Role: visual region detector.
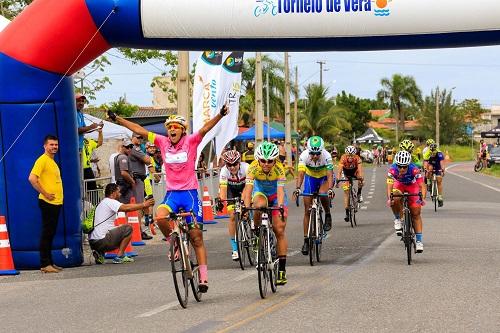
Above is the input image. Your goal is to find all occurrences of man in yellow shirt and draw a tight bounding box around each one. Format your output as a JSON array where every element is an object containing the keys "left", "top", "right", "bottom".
[{"left": 29, "top": 135, "right": 64, "bottom": 273}]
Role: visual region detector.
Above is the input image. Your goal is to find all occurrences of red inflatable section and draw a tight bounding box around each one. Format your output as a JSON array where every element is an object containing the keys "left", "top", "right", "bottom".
[{"left": 0, "top": 0, "right": 110, "bottom": 75}]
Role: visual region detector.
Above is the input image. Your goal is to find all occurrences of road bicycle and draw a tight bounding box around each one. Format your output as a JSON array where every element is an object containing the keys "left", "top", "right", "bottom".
[
  {"left": 391, "top": 192, "right": 422, "bottom": 265},
  {"left": 337, "top": 177, "right": 360, "bottom": 228},
  {"left": 217, "top": 198, "right": 256, "bottom": 270},
  {"left": 296, "top": 193, "right": 331, "bottom": 266},
  {"left": 157, "top": 210, "right": 202, "bottom": 308},
  {"left": 428, "top": 170, "right": 441, "bottom": 212},
  {"left": 244, "top": 206, "right": 283, "bottom": 299}
]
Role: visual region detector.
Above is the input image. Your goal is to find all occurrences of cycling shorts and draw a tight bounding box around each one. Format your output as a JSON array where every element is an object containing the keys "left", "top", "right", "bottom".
[
  {"left": 426, "top": 164, "right": 443, "bottom": 176},
  {"left": 303, "top": 175, "right": 327, "bottom": 195},
  {"left": 159, "top": 189, "right": 202, "bottom": 224},
  {"left": 392, "top": 182, "right": 422, "bottom": 208},
  {"left": 251, "top": 191, "right": 288, "bottom": 218},
  {"left": 226, "top": 184, "right": 245, "bottom": 211},
  {"left": 341, "top": 168, "right": 361, "bottom": 191}
]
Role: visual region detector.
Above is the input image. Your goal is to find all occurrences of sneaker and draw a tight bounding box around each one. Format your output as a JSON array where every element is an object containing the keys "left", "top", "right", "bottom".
[
  {"left": 301, "top": 241, "right": 309, "bottom": 255},
  {"left": 276, "top": 270, "right": 287, "bottom": 285},
  {"left": 394, "top": 219, "right": 403, "bottom": 236},
  {"left": 324, "top": 214, "right": 332, "bottom": 231},
  {"left": 344, "top": 214, "right": 350, "bottom": 222},
  {"left": 198, "top": 281, "right": 209, "bottom": 293},
  {"left": 113, "top": 255, "right": 134, "bottom": 264},
  {"left": 358, "top": 194, "right": 364, "bottom": 203},
  {"left": 231, "top": 251, "right": 239, "bottom": 261},
  {"left": 141, "top": 231, "right": 153, "bottom": 240},
  {"left": 438, "top": 196, "right": 444, "bottom": 207},
  {"left": 415, "top": 241, "right": 424, "bottom": 253},
  {"left": 92, "top": 250, "right": 105, "bottom": 265}
]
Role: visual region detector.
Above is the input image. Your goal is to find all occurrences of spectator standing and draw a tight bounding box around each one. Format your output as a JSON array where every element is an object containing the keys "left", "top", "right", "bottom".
[
  {"left": 114, "top": 139, "right": 135, "bottom": 204},
  {"left": 90, "top": 150, "right": 101, "bottom": 178},
  {"left": 129, "top": 133, "right": 154, "bottom": 240},
  {"left": 82, "top": 126, "right": 103, "bottom": 191},
  {"left": 75, "top": 93, "right": 102, "bottom": 151},
  {"left": 197, "top": 152, "right": 209, "bottom": 179},
  {"left": 90, "top": 183, "right": 155, "bottom": 264},
  {"left": 28, "top": 135, "right": 64, "bottom": 273},
  {"left": 108, "top": 142, "right": 122, "bottom": 183},
  {"left": 242, "top": 141, "right": 255, "bottom": 164}
]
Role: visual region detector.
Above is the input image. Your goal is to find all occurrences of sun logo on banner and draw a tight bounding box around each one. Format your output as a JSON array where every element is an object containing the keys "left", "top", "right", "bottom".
[{"left": 374, "top": 0, "right": 392, "bottom": 16}]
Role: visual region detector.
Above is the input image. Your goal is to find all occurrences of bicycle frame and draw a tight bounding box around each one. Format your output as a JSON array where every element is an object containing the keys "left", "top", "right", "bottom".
[
  {"left": 391, "top": 192, "right": 421, "bottom": 265},
  {"left": 338, "top": 177, "right": 359, "bottom": 227}
]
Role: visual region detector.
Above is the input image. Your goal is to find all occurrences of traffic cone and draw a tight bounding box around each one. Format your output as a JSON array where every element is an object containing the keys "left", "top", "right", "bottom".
[
  {"left": 105, "top": 212, "right": 137, "bottom": 258},
  {"left": 128, "top": 197, "right": 145, "bottom": 246},
  {"left": 445, "top": 150, "right": 452, "bottom": 162},
  {"left": 202, "top": 186, "right": 216, "bottom": 224},
  {"left": 0, "top": 216, "right": 19, "bottom": 275}
]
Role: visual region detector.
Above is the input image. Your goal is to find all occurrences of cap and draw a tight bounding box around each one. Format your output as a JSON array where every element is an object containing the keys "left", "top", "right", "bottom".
[
  {"left": 146, "top": 142, "right": 155, "bottom": 148},
  {"left": 75, "top": 93, "right": 87, "bottom": 100},
  {"left": 247, "top": 141, "right": 254, "bottom": 149},
  {"left": 122, "top": 138, "right": 133, "bottom": 147}
]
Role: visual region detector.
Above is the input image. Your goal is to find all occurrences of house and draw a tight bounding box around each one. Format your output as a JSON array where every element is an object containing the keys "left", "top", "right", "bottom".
[{"left": 368, "top": 109, "right": 419, "bottom": 132}]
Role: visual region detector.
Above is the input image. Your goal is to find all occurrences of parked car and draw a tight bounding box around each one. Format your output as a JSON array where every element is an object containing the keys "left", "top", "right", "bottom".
[
  {"left": 487, "top": 146, "right": 500, "bottom": 166},
  {"left": 360, "top": 150, "right": 374, "bottom": 163}
]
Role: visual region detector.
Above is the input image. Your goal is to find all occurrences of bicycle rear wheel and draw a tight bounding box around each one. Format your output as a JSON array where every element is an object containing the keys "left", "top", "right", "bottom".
[
  {"left": 474, "top": 161, "right": 483, "bottom": 172},
  {"left": 245, "top": 221, "right": 256, "bottom": 266},
  {"left": 257, "top": 227, "right": 269, "bottom": 299},
  {"left": 308, "top": 208, "right": 316, "bottom": 266},
  {"left": 235, "top": 214, "right": 246, "bottom": 270},
  {"left": 269, "top": 230, "right": 278, "bottom": 294},
  {"left": 170, "top": 233, "right": 189, "bottom": 308}
]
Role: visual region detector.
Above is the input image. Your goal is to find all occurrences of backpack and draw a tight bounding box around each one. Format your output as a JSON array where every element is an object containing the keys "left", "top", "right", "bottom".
[{"left": 81, "top": 203, "right": 115, "bottom": 234}]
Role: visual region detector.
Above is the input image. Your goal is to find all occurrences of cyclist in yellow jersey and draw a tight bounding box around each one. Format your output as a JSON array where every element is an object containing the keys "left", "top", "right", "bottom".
[{"left": 243, "top": 141, "right": 289, "bottom": 285}]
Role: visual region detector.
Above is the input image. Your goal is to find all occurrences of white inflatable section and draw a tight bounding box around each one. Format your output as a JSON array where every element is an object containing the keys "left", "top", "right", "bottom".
[
  {"left": 0, "top": 15, "right": 10, "bottom": 32},
  {"left": 141, "top": 0, "right": 500, "bottom": 39}
]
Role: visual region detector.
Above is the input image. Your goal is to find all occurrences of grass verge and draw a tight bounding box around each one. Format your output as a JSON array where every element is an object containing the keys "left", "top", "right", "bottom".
[{"left": 482, "top": 164, "right": 500, "bottom": 178}]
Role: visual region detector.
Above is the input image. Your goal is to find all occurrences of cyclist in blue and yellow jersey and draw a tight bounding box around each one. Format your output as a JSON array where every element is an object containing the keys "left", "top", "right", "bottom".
[
  {"left": 387, "top": 151, "right": 426, "bottom": 253},
  {"left": 243, "top": 141, "right": 289, "bottom": 285},
  {"left": 399, "top": 139, "right": 422, "bottom": 169},
  {"left": 293, "top": 136, "right": 335, "bottom": 256},
  {"left": 423, "top": 143, "right": 445, "bottom": 207},
  {"left": 218, "top": 150, "right": 250, "bottom": 261}
]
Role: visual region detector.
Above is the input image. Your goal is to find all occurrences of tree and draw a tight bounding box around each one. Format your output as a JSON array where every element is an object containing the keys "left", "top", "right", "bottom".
[
  {"left": 100, "top": 96, "right": 139, "bottom": 118},
  {"left": 298, "top": 84, "right": 350, "bottom": 143},
  {"left": 0, "top": 0, "right": 33, "bottom": 19},
  {"left": 377, "top": 74, "right": 422, "bottom": 142},
  {"left": 239, "top": 55, "right": 285, "bottom": 126},
  {"left": 335, "top": 91, "right": 377, "bottom": 138}
]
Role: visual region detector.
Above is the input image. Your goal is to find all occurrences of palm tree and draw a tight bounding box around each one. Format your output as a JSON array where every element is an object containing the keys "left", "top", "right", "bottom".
[
  {"left": 239, "top": 55, "right": 285, "bottom": 126},
  {"left": 377, "top": 74, "right": 422, "bottom": 142},
  {"left": 298, "top": 84, "right": 350, "bottom": 143}
]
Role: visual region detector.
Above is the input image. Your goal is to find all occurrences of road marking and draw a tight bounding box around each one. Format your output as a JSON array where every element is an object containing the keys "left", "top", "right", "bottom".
[
  {"left": 364, "top": 201, "right": 370, "bottom": 204},
  {"left": 361, "top": 206, "right": 368, "bottom": 210},
  {"left": 233, "top": 270, "right": 255, "bottom": 282},
  {"left": 446, "top": 165, "right": 500, "bottom": 193},
  {"left": 136, "top": 301, "right": 180, "bottom": 317},
  {"left": 368, "top": 191, "right": 374, "bottom": 195},
  {"left": 289, "top": 249, "right": 301, "bottom": 257},
  {"left": 367, "top": 195, "right": 373, "bottom": 199}
]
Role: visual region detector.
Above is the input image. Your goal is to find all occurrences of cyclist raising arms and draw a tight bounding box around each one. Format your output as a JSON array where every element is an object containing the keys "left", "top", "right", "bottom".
[
  {"left": 243, "top": 142, "right": 289, "bottom": 285},
  {"left": 423, "top": 143, "right": 445, "bottom": 207},
  {"left": 107, "top": 105, "right": 229, "bottom": 293},
  {"left": 387, "top": 151, "right": 426, "bottom": 252},
  {"left": 293, "top": 136, "right": 335, "bottom": 256},
  {"left": 218, "top": 150, "right": 249, "bottom": 261},
  {"left": 336, "top": 145, "right": 364, "bottom": 223}
]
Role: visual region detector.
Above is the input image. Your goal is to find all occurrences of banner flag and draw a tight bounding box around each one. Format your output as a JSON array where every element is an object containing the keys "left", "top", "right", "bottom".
[
  {"left": 215, "top": 52, "right": 244, "bottom": 158},
  {"left": 192, "top": 51, "right": 224, "bottom": 163}
]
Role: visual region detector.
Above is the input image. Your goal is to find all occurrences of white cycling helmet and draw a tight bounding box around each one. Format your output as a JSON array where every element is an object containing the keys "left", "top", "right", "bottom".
[
  {"left": 394, "top": 150, "right": 412, "bottom": 166},
  {"left": 345, "top": 145, "right": 357, "bottom": 155},
  {"left": 164, "top": 114, "right": 187, "bottom": 128}
]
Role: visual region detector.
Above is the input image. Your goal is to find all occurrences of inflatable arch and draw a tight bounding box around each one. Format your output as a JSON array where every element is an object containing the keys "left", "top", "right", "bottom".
[{"left": 1, "top": 0, "right": 500, "bottom": 268}]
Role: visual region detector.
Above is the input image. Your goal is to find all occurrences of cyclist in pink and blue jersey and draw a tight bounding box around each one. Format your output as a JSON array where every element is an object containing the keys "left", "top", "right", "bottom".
[{"left": 108, "top": 105, "right": 229, "bottom": 293}]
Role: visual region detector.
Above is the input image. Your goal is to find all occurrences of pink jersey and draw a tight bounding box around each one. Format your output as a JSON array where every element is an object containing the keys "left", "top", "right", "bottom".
[{"left": 149, "top": 131, "right": 202, "bottom": 191}]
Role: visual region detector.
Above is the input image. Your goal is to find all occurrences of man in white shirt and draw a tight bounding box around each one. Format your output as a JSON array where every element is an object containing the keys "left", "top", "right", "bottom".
[{"left": 89, "top": 183, "right": 154, "bottom": 264}]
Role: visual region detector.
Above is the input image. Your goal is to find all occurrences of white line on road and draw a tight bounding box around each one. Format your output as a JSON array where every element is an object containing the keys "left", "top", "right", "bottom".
[
  {"left": 289, "top": 250, "right": 301, "bottom": 257},
  {"left": 368, "top": 191, "right": 374, "bottom": 195},
  {"left": 361, "top": 206, "right": 368, "bottom": 210},
  {"left": 446, "top": 165, "right": 500, "bottom": 193},
  {"left": 137, "top": 301, "right": 180, "bottom": 317},
  {"left": 234, "top": 270, "right": 255, "bottom": 281},
  {"left": 367, "top": 196, "right": 373, "bottom": 199},
  {"left": 364, "top": 201, "right": 370, "bottom": 204}
]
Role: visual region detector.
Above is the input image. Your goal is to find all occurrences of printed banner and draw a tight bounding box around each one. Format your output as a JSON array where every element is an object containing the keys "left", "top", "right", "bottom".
[{"left": 215, "top": 52, "right": 244, "bottom": 158}]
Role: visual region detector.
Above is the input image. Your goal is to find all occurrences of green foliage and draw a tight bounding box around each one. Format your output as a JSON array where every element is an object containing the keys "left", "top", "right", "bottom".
[
  {"left": 0, "top": 0, "right": 33, "bottom": 19},
  {"left": 298, "top": 84, "right": 350, "bottom": 145},
  {"left": 440, "top": 144, "right": 475, "bottom": 162},
  {"left": 100, "top": 97, "right": 139, "bottom": 117},
  {"left": 377, "top": 74, "right": 422, "bottom": 141},
  {"left": 74, "top": 56, "right": 112, "bottom": 101},
  {"left": 335, "top": 91, "right": 376, "bottom": 137},
  {"left": 483, "top": 164, "right": 500, "bottom": 178}
]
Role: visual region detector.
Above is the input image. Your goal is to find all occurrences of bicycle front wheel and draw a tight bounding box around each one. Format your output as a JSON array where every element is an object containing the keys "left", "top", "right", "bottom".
[
  {"left": 309, "top": 208, "right": 316, "bottom": 266},
  {"left": 315, "top": 210, "right": 323, "bottom": 262},
  {"left": 235, "top": 214, "right": 246, "bottom": 270},
  {"left": 257, "top": 227, "right": 269, "bottom": 299},
  {"left": 433, "top": 181, "right": 438, "bottom": 212},
  {"left": 170, "top": 233, "right": 189, "bottom": 308},
  {"left": 403, "top": 209, "right": 412, "bottom": 265},
  {"left": 349, "top": 190, "right": 356, "bottom": 228}
]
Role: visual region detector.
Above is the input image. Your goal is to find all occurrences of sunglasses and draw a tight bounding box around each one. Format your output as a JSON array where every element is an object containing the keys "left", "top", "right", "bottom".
[
  {"left": 167, "top": 124, "right": 184, "bottom": 130},
  {"left": 309, "top": 152, "right": 321, "bottom": 156},
  {"left": 259, "top": 159, "right": 275, "bottom": 165},
  {"left": 226, "top": 162, "right": 239, "bottom": 167},
  {"left": 397, "top": 165, "right": 408, "bottom": 169}
]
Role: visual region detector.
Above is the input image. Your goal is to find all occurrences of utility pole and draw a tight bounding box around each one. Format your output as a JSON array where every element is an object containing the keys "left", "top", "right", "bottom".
[
  {"left": 266, "top": 72, "right": 270, "bottom": 141},
  {"left": 294, "top": 66, "right": 298, "bottom": 134},
  {"left": 255, "top": 52, "right": 264, "bottom": 145},
  {"left": 177, "top": 51, "right": 191, "bottom": 133},
  {"left": 435, "top": 86, "right": 440, "bottom": 146},
  {"left": 317, "top": 61, "right": 326, "bottom": 88},
  {"left": 284, "top": 52, "right": 292, "bottom": 167}
]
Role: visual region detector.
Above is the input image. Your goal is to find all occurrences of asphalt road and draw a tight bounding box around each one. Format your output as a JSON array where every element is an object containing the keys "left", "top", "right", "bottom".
[{"left": 1, "top": 163, "right": 499, "bottom": 332}]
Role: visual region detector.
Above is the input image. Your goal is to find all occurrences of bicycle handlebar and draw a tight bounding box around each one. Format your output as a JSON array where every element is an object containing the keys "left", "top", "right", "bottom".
[
  {"left": 295, "top": 193, "right": 330, "bottom": 207},
  {"left": 390, "top": 192, "right": 422, "bottom": 199}
]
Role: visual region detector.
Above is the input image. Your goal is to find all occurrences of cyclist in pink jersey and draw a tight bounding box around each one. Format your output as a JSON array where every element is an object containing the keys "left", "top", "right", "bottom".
[{"left": 107, "top": 105, "right": 229, "bottom": 293}]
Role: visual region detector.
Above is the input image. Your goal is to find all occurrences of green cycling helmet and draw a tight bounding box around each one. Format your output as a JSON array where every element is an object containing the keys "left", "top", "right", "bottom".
[
  {"left": 426, "top": 138, "right": 435, "bottom": 146},
  {"left": 255, "top": 141, "right": 280, "bottom": 160},
  {"left": 307, "top": 136, "right": 324, "bottom": 153},
  {"left": 399, "top": 139, "right": 414, "bottom": 153}
]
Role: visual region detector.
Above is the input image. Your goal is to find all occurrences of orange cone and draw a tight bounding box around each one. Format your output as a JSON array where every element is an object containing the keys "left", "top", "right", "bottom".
[
  {"left": 128, "top": 197, "right": 145, "bottom": 246},
  {"left": 0, "top": 216, "right": 19, "bottom": 275},
  {"left": 202, "top": 186, "right": 216, "bottom": 224},
  {"left": 105, "top": 212, "right": 137, "bottom": 258}
]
